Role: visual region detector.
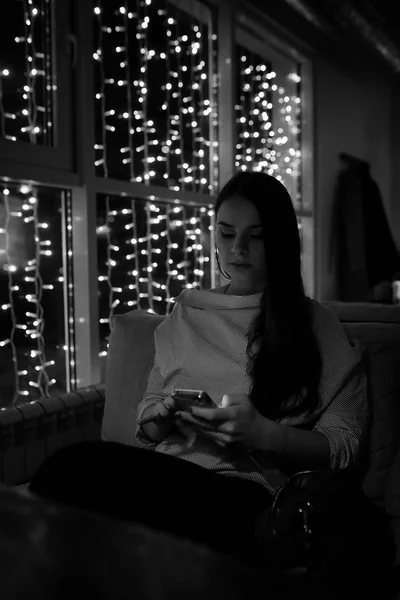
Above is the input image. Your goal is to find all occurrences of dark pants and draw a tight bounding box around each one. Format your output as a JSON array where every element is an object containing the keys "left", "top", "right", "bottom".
[{"left": 28, "top": 441, "right": 272, "bottom": 562}]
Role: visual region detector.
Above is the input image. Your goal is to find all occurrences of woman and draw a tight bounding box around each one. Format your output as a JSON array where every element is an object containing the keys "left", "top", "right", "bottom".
[{"left": 29, "top": 172, "right": 368, "bottom": 563}]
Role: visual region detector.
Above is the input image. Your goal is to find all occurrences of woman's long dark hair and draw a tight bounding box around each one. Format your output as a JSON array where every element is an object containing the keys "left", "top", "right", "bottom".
[{"left": 215, "top": 172, "right": 322, "bottom": 421}]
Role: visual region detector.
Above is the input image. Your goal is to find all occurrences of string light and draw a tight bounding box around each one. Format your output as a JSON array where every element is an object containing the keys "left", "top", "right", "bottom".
[
  {"left": 0, "top": 0, "right": 53, "bottom": 145},
  {"left": 63, "top": 192, "right": 77, "bottom": 389},
  {"left": 0, "top": 182, "right": 70, "bottom": 405},
  {"left": 96, "top": 194, "right": 213, "bottom": 355},
  {"left": 93, "top": 0, "right": 218, "bottom": 191},
  {"left": 93, "top": 0, "right": 218, "bottom": 354},
  {"left": 93, "top": 2, "right": 306, "bottom": 355},
  {"left": 0, "top": 1, "right": 308, "bottom": 403},
  {"left": 235, "top": 46, "right": 302, "bottom": 207}
]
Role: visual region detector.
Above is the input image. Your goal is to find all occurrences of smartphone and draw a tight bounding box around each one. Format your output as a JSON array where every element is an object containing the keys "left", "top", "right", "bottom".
[{"left": 172, "top": 389, "right": 217, "bottom": 411}]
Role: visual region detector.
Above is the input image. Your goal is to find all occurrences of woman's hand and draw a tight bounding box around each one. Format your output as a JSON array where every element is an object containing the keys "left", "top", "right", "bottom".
[
  {"left": 176, "top": 393, "right": 276, "bottom": 451},
  {"left": 137, "top": 396, "right": 179, "bottom": 442},
  {"left": 137, "top": 396, "right": 178, "bottom": 426}
]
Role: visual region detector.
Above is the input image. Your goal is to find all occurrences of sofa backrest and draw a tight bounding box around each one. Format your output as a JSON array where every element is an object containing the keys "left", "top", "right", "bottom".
[
  {"left": 102, "top": 303, "right": 400, "bottom": 514},
  {"left": 101, "top": 310, "right": 164, "bottom": 447},
  {"left": 322, "top": 302, "right": 400, "bottom": 516}
]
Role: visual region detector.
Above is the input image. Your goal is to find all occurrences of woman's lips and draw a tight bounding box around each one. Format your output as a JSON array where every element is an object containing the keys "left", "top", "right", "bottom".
[{"left": 231, "top": 263, "right": 251, "bottom": 268}]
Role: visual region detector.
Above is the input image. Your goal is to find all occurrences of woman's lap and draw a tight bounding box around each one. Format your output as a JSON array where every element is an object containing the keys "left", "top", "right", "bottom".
[{"left": 28, "top": 441, "right": 272, "bottom": 561}]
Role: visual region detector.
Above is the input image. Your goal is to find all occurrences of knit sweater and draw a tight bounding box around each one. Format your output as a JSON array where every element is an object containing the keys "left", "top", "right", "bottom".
[{"left": 135, "top": 288, "right": 368, "bottom": 495}]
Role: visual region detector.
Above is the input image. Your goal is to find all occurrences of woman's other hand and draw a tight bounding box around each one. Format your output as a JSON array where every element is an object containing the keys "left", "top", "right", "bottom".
[
  {"left": 137, "top": 396, "right": 179, "bottom": 442},
  {"left": 137, "top": 396, "right": 178, "bottom": 426},
  {"left": 176, "top": 393, "right": 276, "bottom": 450}
]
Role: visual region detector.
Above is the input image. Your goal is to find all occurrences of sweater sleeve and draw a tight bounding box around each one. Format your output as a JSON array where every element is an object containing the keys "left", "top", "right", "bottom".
[
  {"left": 134, "top": 362, "right": 166, "bottom": 447},
  {"left": 311, "top": 303, "right": 369, "bottom": 471}
]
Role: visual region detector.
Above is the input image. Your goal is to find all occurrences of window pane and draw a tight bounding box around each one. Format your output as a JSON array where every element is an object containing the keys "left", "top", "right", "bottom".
[
  {"left": 93, "top": 0, "right": 218, "bottom": 194},
  {"left": 235, "top": 43, "right": 302, "bottom": 210},
  {"left": 97, "top": 194, "right": 214, "bottom": 354},
  {"left": 0, "top": 0, "right": 54, "bottom": 146},
  {"left": 298, "top": 215, "right": 314, "bottom": 297},
  {"left": 0, "top": 183, "right": 74, "bottom": 408}
]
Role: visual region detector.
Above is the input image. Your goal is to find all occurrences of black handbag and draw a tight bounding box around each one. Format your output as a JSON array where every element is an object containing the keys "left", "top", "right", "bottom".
[{"left": 254, "top": 468, "right": 396, "bottom": 585}]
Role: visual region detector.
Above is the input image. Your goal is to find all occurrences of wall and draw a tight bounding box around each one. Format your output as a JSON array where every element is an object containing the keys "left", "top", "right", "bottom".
[
  {"left": 390, "top": 82, "right": 400, "bottom": 250},
  {"left": 313, "top": 56, "right": 397, "bottom": 301}
]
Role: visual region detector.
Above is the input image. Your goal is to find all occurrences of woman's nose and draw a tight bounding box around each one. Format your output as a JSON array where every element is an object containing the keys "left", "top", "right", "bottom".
[{"left": 231, "top": 238, "right": 249, "bottom": 254}]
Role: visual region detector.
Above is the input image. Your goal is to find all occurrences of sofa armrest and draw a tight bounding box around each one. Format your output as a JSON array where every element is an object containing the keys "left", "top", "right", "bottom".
[{"left": 0, "top": 386, "right": 105, "bottom": 486}]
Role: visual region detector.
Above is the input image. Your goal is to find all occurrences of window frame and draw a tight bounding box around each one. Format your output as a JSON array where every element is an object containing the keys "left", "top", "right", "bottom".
[
  {"left": 0, "top": 0, "right": 74, "bottom": 172},
  {"left": 0, "top": 0, "right": 316, "bottom": 398},
  {"left": 233, "top": 14, "right": 315, "bottom": 297},
  {"left": 75, "top": 0, "right": 220, "bottom": 386}
]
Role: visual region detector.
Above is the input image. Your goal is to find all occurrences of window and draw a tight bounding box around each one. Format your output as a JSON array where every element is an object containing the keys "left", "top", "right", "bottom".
[
  {"left": 235, "top": 34, "right": 302, "bottom": 210},
  {"left": 0, "top": 0, "right": 315, "bottom": 400},
  {"left": 93, "top": 0, "right": 218, "bottom": 194},
  {"left": 0, "top": 0, "right": 73, "bottom": 169},
  {"left": 92, "top": 0, "right": 219, "bottom": 359},
  {"left": 0, "top": 0, "right": 54, "bottom": 146},
  {"left": 97, "top": 193, "right": 214, "bottom": 354},
  {"left": 232, "top": 18, "right": 314, "bottom": 294},
  {"left": 0, "top": 182, "right": 74, "bottom": 407}
]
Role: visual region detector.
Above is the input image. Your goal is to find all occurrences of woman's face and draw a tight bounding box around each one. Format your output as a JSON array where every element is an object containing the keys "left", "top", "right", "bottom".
[{"left": 216, "top": 196, "right": 267, "bottom": 294}]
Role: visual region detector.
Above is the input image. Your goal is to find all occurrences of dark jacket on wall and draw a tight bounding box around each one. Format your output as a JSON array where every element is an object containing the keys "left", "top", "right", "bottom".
[{"left": 330, "top": 161, "right": 400, "bottom": 302}]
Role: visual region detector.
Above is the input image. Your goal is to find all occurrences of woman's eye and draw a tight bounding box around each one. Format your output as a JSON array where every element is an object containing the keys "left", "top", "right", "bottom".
[{"left": 220, "top": 232, "right": 263, "bottom": 239}]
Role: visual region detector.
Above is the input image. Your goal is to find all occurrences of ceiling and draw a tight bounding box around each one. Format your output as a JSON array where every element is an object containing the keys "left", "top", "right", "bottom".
[
  {"left": 355, "top": 0, "right": 400, "bottom": 43},
  {"left": 248, "top": 0, "right": 400, "bottom": 76}
]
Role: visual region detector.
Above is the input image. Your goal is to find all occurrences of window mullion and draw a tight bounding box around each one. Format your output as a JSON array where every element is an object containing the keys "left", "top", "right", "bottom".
[
  {"left": 216, "top": 1, "right": 236, "bottom": 289},
  {"left": 71, "top": 0, "right": 100, "bottom": 387},
  {"left": 71, "top": 186, "right": 101, "bottom": 388},
  {"left": 217, "top": 1, "right": 236, "bottom": 189},
  {"left": 299, "top": 60, "right": 315, "bottom": 298}
]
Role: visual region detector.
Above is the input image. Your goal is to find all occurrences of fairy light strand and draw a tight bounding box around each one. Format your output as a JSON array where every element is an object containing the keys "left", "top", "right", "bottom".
[
  {"left": 23, "top": 0, "right": 38, "bottom": 143},
  {"left": 173, "top": 16, "right": 186, "bottom": 192},
  {"left": 131, "top": 198, "right": 142, "bottom": 311},
  {"left": 63, "top": 191, "right": 77, "bottom": 389},
  {"left": 44, "top": 0, "right": 53, "bottom": 146},
  {"left": 3, "top": 191, "right": 20, "bottom": 403},
  {"left": 0, "top": 183, "right": 67, "bottom": 407},
  {"left": 32, "top": 194, "right": 51, "bottom": 397},
  {"left": 164, "top": 202, "right": 173, "bottom": 309},
  {"left": 141, "top": 1, "right": 150, "bottom": 185},
  {"left": 106, "top": 196, "right": 116, "bottom": 326},
  {"left": 0, "top": 0, "right": 53, "bottom": 144},
  {"left": 182, "top": 204, "right": 189, "bottom": 283},
  {"left": 193, "top": 25, "right": 202, "bottom": 195},
  {"left": 235, "top": 46, "right": 302, "bottom": 207},
  {"left": 122, "top": 0, "right": 135, "bottom": 179},
  {"left": 145, "top": 202, "right": 154, "bottom": 313}
]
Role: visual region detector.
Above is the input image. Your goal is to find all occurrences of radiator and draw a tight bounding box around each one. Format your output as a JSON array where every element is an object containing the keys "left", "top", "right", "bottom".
[{"left": 0, "top": 386, "right": 105, "bottom": 486}]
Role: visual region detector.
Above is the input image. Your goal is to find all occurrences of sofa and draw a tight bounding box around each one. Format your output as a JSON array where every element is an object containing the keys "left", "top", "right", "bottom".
[{"left": 101, "top": 300, "right": 400, "bottom": 572}]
